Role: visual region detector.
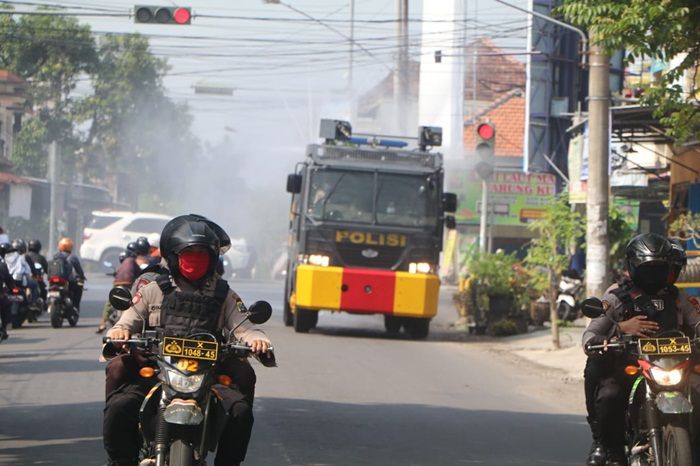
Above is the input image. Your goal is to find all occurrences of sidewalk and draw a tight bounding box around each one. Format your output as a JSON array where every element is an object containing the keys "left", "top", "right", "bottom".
[{"left": 494, "top": 322, "right": 587, "bottom": 382}]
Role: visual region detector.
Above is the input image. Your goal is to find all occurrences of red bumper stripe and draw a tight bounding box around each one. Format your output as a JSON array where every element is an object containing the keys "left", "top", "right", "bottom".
[{"left": 339, "top": 268, "right": 395, "bottom": 313}]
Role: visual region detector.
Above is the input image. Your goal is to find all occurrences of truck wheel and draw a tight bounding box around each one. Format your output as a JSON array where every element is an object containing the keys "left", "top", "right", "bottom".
[
  {"left": 384, "top": 315, "right": 402, "bottom": 334},
  {"left": 294, "top": 309, "right": 317, "bottom": 333},
  {"left": 283, "top": 281, "right": 293, "bottom": 327},
  {"left": 404, "top": 318, "right": 430, "bottom": 340}
]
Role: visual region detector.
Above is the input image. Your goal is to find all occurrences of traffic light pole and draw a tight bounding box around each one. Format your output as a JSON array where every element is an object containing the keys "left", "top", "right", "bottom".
[{"left": 479, "top": 180, "right": 488, "bottom": 252}]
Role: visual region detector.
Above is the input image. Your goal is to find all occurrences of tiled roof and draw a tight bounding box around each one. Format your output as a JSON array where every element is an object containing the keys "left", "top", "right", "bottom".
[
  {"left": 463, "top": 89, "right": 525, "bottom": 157},
  {"left": 0, "top": 70, "right": 25, "bottom": 84}
]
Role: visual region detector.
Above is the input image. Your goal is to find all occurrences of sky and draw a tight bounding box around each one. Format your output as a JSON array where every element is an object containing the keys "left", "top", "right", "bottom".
[{"left": 2, "top": 0, "right": 529, "bottom": 262}]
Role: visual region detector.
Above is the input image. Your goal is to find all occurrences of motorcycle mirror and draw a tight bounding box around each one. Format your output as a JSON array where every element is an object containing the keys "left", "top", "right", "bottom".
[
  {"left": 581, "top": 297, "right": 605, "bottom": 319},
  {"left": 109, "top": 286, "right": 133, "bottom": 311},
  {"left": 247, "top": 300, "right": 272, "bottom": 324}
]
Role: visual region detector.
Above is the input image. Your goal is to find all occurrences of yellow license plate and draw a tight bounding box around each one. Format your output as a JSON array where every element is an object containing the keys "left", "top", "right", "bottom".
[
  {"left": 639, "top": 337, "right": 692, "bottom": 356},
  {"left": 162, "top": 337, "right": 218, "bottom": 361}
]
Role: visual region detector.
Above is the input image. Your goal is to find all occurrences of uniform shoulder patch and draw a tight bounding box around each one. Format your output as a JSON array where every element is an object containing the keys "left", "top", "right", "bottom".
[
  {"left": 134, "top": 278, "right": 150, "bottom": 292},
  {"left": 687, "top": 296, "right": 700, "bottom": 313}
]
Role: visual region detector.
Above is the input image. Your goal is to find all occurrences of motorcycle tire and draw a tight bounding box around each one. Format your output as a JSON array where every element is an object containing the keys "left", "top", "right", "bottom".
[
  {"left": 169, "top": 440, "right": 195, "bottom": 466},
  {"left": 404, "top": 317, "right": 430, "bottom": 340},
  {"left": 10, "top": 302, "right": 23, "bottom": 329},
  {"left": 294, "top": 308, "right": 317, "bottom": 333},
  {"left": 662, "top": 423, "right": 693, "bottom": 466},
  {"left": 49, "top": 304, "right": 63, "bottom": 328},
  {"left": 67, "top": 310, "right": 79, "bottom": 327},
  {"left": 557, "top": 301, "right": 574, "bottom": 322},
  {"left": 384, "top": 315, "right": 402, "bottom": 334}
]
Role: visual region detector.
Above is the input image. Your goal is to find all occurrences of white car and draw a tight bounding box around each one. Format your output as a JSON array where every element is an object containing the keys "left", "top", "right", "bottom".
[
  {"left": 80, "top": 211, "right": 171, "bottom": 264},
  {"left": 222, "top": 238, "right": 255, "bottom": 279}
]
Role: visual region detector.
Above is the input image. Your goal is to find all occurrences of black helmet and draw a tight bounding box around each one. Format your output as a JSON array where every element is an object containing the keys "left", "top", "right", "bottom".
[
  {"left": 11, "top": 239, "right": 27, "bottom": 254},
  {"left": 668, "top": 239, "right": 687, "bottom": 285},
  {"left": 28, "top": 239, "right": 42, "bottom": 253},
  {"left": 160, "top": 214, "right": 227, "bottom": 279},
  {"left": 133, "top": 236, "right": 150, "bottom": 256},
  {"left": 0, "top": 242, "right": 11, "bottom": 258},
  {"left": 118, "top": 250, "right": 130, "bottom": 263},
  {"left": 625, "top": 233, "right": 673, "bottom": 294}
]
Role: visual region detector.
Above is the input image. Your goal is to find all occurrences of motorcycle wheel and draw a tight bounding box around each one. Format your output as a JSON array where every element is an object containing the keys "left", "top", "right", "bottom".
[
  {"left": 169, "top": 440, "right": 195, "bottom": 466},
  {"left": 49, "top": 304, "right": 63, "bottom": 328},
  {"left": 67, "top": 310, "right": 79, "bottom": 327},
  {"left": 294, "top": 308, "right": 317, "bottom": 333},
  {"left": 10, "top": 302, "right": 23, "bottom": 328},
  {"left": 662, "top": 423, "right": 693, "bottom": 466},
  {"left": 557, "top": 301, "right": 574, "bottom": 322}
]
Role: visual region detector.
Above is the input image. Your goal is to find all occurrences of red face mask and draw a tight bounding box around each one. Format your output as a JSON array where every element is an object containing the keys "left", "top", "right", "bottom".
[{"left": 178, "top": 250, "right": 211, "bottom": 281}]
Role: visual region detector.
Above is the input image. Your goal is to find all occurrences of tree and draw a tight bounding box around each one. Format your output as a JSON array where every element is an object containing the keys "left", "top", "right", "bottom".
[
  {"left": 525, "top": 193, "right": 585, "bottom": 348},
  {"left": 78, "top": 34, "right": 198, "bottom": 208},
  {"left": 558, "top": 0, "right": 700, "bottom": 141},
  {"left": 0, "top": 10, "right": 98, "bottom": 177}
]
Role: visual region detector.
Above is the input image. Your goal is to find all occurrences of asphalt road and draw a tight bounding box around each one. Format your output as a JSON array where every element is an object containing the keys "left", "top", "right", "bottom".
[{"left": 0, "top": 273, "right": 588, "bottom": 465}]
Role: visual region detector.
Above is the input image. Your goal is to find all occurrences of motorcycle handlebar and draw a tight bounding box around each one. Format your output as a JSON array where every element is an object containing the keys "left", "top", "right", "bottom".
[{"left": 102, "top": 336, "right": 273, "bottom": 353}]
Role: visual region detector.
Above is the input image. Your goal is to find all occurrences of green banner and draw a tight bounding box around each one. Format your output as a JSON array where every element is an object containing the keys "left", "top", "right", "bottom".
[{"left": 448, "top": 170, "right": 556, "bottom": 226}]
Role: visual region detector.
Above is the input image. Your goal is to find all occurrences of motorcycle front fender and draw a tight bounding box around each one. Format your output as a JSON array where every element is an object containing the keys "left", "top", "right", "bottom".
[
  {"left": 655, "top": 391, "right": 693, "bottom": 414},
  {"left": 139, "top": 383, "right": 163, "bottom": 442}
]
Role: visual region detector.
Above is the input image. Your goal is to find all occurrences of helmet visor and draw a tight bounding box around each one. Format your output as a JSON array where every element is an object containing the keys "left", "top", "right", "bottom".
[{"left": 633, "top": 262, "right": 670, "bottom": 294}]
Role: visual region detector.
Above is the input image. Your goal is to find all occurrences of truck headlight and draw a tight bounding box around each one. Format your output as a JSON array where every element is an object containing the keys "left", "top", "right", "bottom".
[
  {"left": 650, "top": 367, "right": 684, "bottom": 387},
  {"left": 409, "top": 262, "right": 434, "bottom": 274},
  {"left": 298, "top": 254, "right": 330, "bottom": 267},
  {"left": 166, "top": 370, "right": 205, "bottom": 393}
]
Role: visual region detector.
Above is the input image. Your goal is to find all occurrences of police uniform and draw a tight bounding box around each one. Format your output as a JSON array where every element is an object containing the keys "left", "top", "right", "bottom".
[
  {"left": 103, "top": 272, "right": 272, "bottom": 466},
  {"left": 582, "top": 282, "right": 700, "bottom": 455}
]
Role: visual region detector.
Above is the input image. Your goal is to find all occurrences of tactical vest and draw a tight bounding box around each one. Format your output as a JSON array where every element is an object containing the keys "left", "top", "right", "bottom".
[
  {"left": 156, "top": 274, "right": 230, "bottom": 338},
  {"left": 611, "top": 284, "right": 681, "bottom": 333}
]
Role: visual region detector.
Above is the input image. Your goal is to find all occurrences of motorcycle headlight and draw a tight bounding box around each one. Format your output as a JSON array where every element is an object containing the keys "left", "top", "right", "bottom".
[
  {"left": 649, "top": 366, "right": 684, "bottom": 387},
  {"left": 166, "top": 370, "right": 205, "bottom": 393}
]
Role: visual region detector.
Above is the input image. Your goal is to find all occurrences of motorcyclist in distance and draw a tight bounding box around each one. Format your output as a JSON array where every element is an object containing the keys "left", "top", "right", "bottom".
[
  {"left": 6, "top": 239, "right": 39, "bottom": 306},
  {"left": 582, "top": 233, "right": 700, "bottom": 466},
  {"left": 103, "top": 214, "right": 273, "bottom": 466},
  {"left": 97, "top": 243, "right": 142, "bottom": 333},
  {"left": 53, "top": 238, "right": 86, "bottom": 312},
  {"left": 27, "top": 240, "right": 48, "bottom": 303},
  {"left": 0, "top": 242, "right": 17, "bottom": 339}
]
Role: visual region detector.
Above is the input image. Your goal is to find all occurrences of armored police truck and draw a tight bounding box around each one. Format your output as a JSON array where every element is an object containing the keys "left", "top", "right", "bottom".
[{"left": 284, "top": 119, "right": 457, "bottom": 339}]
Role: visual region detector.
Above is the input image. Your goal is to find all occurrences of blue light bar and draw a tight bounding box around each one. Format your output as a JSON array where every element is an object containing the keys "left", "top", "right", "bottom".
[{"left": 349, "top": 137, "right": 408, "bottom": 148}]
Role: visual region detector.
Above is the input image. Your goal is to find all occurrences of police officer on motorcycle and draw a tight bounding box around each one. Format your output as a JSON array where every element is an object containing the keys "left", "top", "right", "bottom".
[
  {"left": 103, "top": 214, "right": 273, "bottom": 466},
  {"left": 582, "top": 233, "right": 700, "bottom": 466}
]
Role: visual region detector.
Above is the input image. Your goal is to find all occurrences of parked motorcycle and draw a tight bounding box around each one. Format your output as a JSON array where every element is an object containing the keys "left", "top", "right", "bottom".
[
  {"left": 47, "top": 275, "right": 79, "bottom": 328},
  {"left": 583, "top": 298, "right": 698, "bottom": 466},
  {"left": 103, "top": 287, "right": 275, "bottom": 466},
  {"left": 556, "top": 273, "right": 583, "bottom": 322}
]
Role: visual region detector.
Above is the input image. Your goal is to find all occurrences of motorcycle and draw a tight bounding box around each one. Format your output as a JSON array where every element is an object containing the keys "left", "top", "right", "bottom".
[
  {"left": 8, "top": 281, "right": 30, "bottom": 328},
  {"left": 47, "top": 275, "right": 79, "bottom": 328},
  {"left": 556, "top": 273, "right": 583, "bottom": 322},
  {"left": 104, "top": 287, "right": 275, "bottom": 466},
  {"left": 583, "top": 298, "right": 698, "bottom": 466}
]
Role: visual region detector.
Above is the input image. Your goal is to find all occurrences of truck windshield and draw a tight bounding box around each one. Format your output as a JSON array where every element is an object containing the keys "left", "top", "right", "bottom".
[{"left": 307, "top": 169, "right": 438, "bottom": 227}]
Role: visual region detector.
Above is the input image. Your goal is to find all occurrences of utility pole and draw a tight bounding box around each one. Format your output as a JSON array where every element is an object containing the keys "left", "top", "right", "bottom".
[
  {"left": 348, "top": 0, "right": 355, "bottom": 121},
  {"left": 586, "top": 32, "right": 610, "bottom": 299},
  {"left": 48, "top": 141, "right": 58, "bottom": 254},
  {"left": 394, "top": 0, "right": 409, "bottom": 134}
]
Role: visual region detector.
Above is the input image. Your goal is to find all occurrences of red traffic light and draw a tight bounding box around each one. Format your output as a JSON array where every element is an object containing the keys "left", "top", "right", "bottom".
[
  {"left": 173, "top": 7, "right": 191, "bottom": 24},
  {"left": 477, "top": 123, "right": 495, "bottom": 140}
]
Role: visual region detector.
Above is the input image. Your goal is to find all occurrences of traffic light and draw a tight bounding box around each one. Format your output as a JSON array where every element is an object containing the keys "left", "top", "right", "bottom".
[
  {"left": 134, "top": 6, "right": 192, "bottom": 24},
  {"left": 475, "top": 122, "right": 496, "bottom": 159}
]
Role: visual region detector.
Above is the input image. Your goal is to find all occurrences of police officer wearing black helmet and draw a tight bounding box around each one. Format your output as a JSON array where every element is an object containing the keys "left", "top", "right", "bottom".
[
  {"left": 0, "top": 242, "right": 16, "bottom": 340},
  {"left": 582, "top": 233, "right": 700, "bottom": 466},
  {"left": 103, "top": 214, "right": 273, "bottom": 466}
]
